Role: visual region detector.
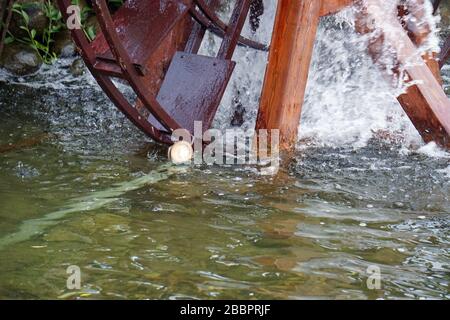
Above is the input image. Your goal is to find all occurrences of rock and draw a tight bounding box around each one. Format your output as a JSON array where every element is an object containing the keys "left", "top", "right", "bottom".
[
  {"left": 231, "top": 101, "right": 246, "bottom": 127},
  {"left": 52, "top": 30, "right": 77, "bottom": 58},
  {"left": 60, "top": 42, "right": 77, "bottom": 58},
  {"left": 70, "top": 58, "right": 86, "bottom": 76},
  {"left": 8, "top": 1, "right": 48, "bottom": 39},
  {"left": 0, "top": 44, "right": 42, "bottom": 76}
]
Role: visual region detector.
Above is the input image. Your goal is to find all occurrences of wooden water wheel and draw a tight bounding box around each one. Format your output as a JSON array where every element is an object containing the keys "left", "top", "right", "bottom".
[{"left": 56, "top": 0, "right": 266, "bottom": 144}]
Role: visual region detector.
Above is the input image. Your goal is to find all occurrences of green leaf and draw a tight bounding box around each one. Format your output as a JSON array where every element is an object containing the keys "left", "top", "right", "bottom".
[
  {"left": 22, "top": 11, "right": 30, "bottom": 25},
  {"left": 31, "top": 29, "right": 36, "bottom": 39},
  {"left": 34, "top": 42, "right": 46, "bottom": 50},
  {"left": 4, "top": 36, "right": 14, "bottom": 45},
  {"left": 86, "top": 26, "right": 96, "bottom": 41}
]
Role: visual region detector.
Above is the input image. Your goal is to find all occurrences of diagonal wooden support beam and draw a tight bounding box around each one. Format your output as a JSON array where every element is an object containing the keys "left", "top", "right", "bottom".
[
  {"left": 397, "top": 0, "right": 442, "bottom": 85},
  {"left": 255, "top": 0, "right": 322, "bottom": 151},
  {"left": 358, "top": 0, "right": 450, "bottom": 149}
]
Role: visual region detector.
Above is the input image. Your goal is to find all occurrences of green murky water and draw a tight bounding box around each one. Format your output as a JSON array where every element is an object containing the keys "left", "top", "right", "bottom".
[{"left": 0, "top": 68, "right": 448, "bottom": 300}]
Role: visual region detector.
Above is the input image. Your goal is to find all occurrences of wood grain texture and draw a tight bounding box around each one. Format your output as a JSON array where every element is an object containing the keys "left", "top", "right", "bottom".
[{"left": 255, "top": 0, "right": 322, "bottom": 150}]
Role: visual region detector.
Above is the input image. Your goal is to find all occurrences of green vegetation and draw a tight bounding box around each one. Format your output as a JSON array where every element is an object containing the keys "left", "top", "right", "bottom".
[
  {"left": 70, "top": 0, "right": 95, "bottom": 41},
  {"left": 3, "top": 0, "right": 124, "bottom": 64},
  {"left": 69, "top": 0, "right": 124, "bottom": 41},
  {"left": 7, "top": 1, "right": 63, "bottom": 64}
]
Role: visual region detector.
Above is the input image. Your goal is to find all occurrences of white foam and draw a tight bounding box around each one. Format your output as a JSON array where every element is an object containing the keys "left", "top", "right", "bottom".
[
  {"left": 436, "top": 165, "right": 450, "bottom": 178},
  {"left": 417, "top": 142, "right": 450, "bottom": 158}
]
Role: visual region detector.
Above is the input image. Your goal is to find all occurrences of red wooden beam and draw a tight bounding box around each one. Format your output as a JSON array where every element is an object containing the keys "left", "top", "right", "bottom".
[{"left": 255, "top": 0, "right": 322, "bottom": 151}]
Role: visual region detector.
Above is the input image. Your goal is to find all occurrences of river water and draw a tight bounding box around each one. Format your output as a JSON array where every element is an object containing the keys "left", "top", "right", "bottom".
[{"left": 0, "top": 1, "right": 448, "bottom": 299}]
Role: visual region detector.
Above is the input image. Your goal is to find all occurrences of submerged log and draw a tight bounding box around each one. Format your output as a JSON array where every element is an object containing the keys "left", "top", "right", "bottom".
[
  {"left": 357, "top": 0, "right": 450, "bottom": 149},
  {"left": 255, "top": 0, "right": 322, "bottom": 151}
]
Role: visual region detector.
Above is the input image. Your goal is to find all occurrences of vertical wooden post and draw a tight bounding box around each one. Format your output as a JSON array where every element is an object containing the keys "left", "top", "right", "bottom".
[{"left": 255, "top": 0, "right": 322, "bottom": 151}]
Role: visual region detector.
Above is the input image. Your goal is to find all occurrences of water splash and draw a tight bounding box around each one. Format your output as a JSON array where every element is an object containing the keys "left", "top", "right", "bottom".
[{"left": 300, "top": 11, "right": 421, "bottom": 148}]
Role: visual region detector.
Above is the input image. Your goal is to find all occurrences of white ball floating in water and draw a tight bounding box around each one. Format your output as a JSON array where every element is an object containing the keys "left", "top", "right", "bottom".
[{"left": 168, "top": 141, "right": 193, "bottom": 164}]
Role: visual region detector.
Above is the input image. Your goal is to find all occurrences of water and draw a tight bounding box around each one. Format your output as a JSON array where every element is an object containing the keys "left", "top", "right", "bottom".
[{"left": 0, "top": 1, "right": 449, "bottom": 299}]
